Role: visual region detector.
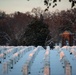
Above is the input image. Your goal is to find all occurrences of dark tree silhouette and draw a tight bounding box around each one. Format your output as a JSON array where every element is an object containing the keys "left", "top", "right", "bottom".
[{"left": 20, "top": 16, "right": 50, "bottom": 46}]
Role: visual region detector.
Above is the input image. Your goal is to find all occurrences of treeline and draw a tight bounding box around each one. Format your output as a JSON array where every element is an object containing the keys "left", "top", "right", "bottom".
[
  {"left": 44, "top": 8, "right": 76, "bottom": 42},
  {"left": 0, "top": 8, "right": 76, "bottom": 46}
]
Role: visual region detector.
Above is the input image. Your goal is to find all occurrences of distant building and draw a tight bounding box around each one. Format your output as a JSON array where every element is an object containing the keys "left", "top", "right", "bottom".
[{"left": 60, "top": 31, "right": 74, "bottom": 46}]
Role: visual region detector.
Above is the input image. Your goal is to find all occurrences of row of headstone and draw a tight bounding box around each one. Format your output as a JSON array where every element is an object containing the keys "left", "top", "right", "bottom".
[
  {"left": 61, "top": 46, "right": 76, "bottom": 59},
  {"left": 70, "top": 48, "right": 76, "bottom": 58},
  {"left": 0, "top": 46, "right": 12, "bottom": 54},
  {"left": 2, "top": 48, "right": 22, "bottom": 74},
  {"left": 22, "top": 46, "right": 41, "bottom": 75},
  {"left": 71, "top": 46, "right": 76, "bottom": 50},
  {"left": 2, "top": 46, "right": 34, "bottom": 74},
  {"left": 0, "top": 46, "right": 20, "bottom": 63},
  {"left": 11, "top": 46, "right": 31, "bottom": 65},
  {"left": 57, "top": 47, "right": 72, "bottom": 75},
  {"left": 44, "top": 46, "right": 50, "bottom": 75},
  {"left": 0, "top": 53, "right": 4, "bottom": 63}
]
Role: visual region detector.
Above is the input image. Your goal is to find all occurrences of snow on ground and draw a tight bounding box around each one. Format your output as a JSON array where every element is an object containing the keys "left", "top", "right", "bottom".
[
  {"left": 7, "top": 49, "right": 33, "bottom": 75},
  {"left": 50, "top": 49, "right": 64, "bottom": 75},
  {"left": 30, "top": 47, "right": 45, "bottom": 75},
  {"left": 0, "top": 46, "right": 76, "bottom": 75},
  {"left": 62, "top": 48, "right": 76, "bottom": 75}
]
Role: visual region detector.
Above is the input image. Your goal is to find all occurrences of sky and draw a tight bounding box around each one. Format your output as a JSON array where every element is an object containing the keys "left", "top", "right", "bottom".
[{"left": 0, "top": 0, "right": 76, "bottom": 14}]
